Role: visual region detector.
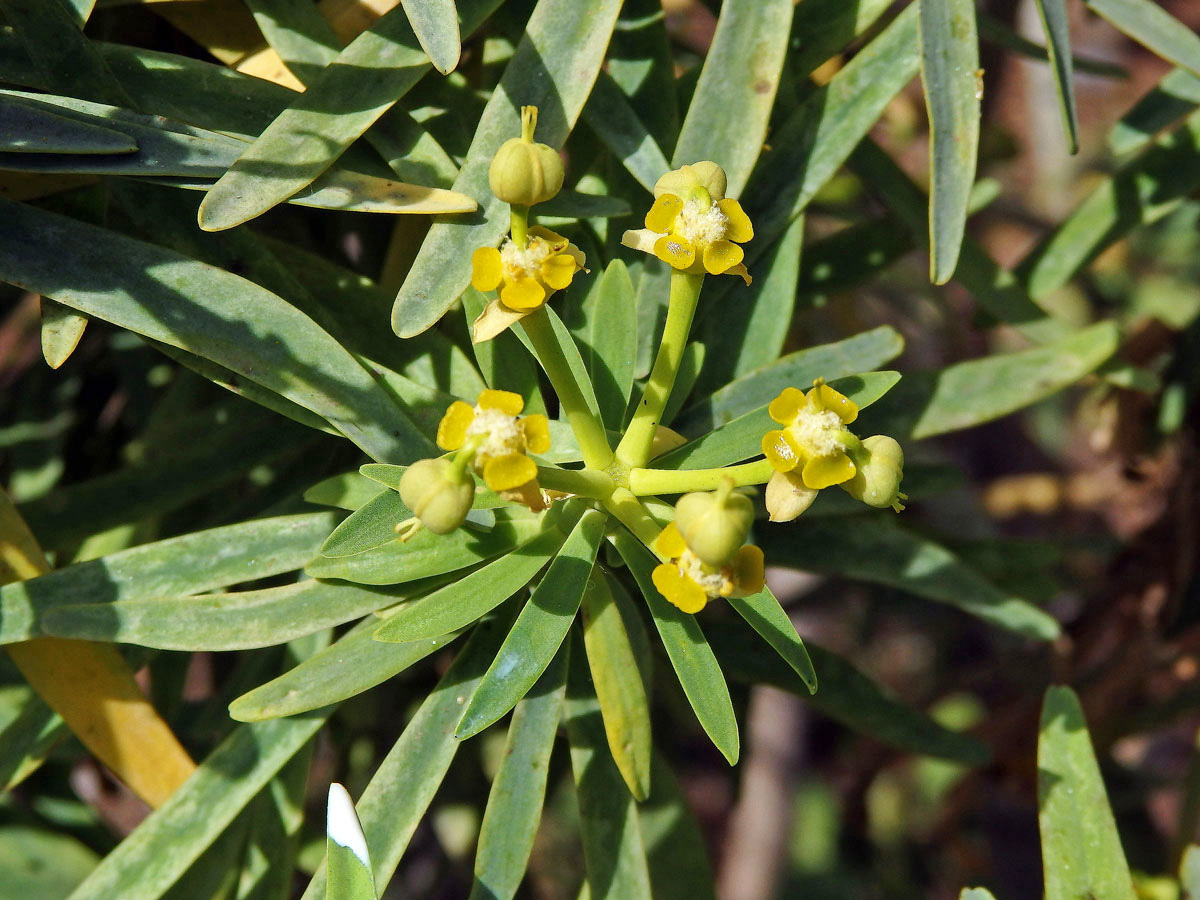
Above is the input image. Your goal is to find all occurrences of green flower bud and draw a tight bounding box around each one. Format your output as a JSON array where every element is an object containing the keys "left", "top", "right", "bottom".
[
  {"left": 653, "top": 161, "right": 728, "bottom": 204},
  {"left": 843, "top": 435, "right": 905, "bottom": 511},
  {"left": 398, "top": 458, "right": 475, "bottom": 535},
  {"left": 673, "top": 478, "right": 753, "bottom": 567},
  {"left": 488, "top": 106, "right": 564, "bottom": 207}
]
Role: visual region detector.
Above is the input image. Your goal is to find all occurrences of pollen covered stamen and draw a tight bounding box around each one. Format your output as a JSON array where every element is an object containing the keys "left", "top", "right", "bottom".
[
  {"left": 499, "top": 237, "right": 554, "bottom": 279},
  {"left": 467, "top": 406, "right": 523, "bottom": 458},
  {"left": 673, "top": 200, "right": 729, "bottom": 248},
  {"left": 678, "top": 549, "right": 732, "bottom": 598},
  {"left": 788, "top": 407, "right": 845, "bottom": 458}
]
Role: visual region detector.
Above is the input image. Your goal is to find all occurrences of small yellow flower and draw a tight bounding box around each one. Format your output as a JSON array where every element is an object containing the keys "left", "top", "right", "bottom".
[
  {"left": 650, "top": 522, "right": 764, "bottom": 614},
  {"left": 761, "top": 379, "right": 860, "bottom": 491},
  {"left": 621, "top": 162, "right": 753, "bottom": 284},
  {"left": 436, "top": 389, "right": 552, "bottom": 510},
  {"left": 469, "top": 226, "right": 586, "bottom": 342}
]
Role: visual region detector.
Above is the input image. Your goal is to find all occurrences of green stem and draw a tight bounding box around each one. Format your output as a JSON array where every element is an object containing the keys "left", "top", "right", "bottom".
[
  {"left": 536, "top": 466, "right": 614, "bottom": 499},
  {"left": 615, "top": 270, "right": 704, "bottom": 469},
  {"left": 602, "top": 488, "right": 666, "bottom": 558},
  {"left": 510, "top": 204, "right": 529, "bottom": 248},
  {"left": 519, "top": 307, "right": 613, "bottom": 470},
  {"left": 628, "top": 459, "right": 774, "bottom": 496}
]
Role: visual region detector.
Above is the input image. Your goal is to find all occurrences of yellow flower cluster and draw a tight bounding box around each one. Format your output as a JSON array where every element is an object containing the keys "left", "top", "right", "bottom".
[
  {"left": 436, "top": 389, "right": 551, "bottom": 510},
  {"left": 651, "top": 522, "right": 764, "bottom": 614}
]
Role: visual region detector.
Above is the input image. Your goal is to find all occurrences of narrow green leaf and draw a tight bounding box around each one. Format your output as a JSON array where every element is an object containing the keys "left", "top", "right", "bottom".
[
  {"left": 1030, "top": 0, "right": 1080, "bottom": 153},
  {"left": 461, "top": 288, "right": 547, "bottom": 414},
  {"left": 0, "top": 685, "right": 63, "bottom": 790},
  {"left": 582, "top": 72, "right": 671, "bottom": 193},
  {"left": 0, "top": 826, "right": 98, "bottom": 899},
  {"left": 710, "top": 625, "right": 990, "bottom": 763},
  {"left": 469, "top": 644, "right": 567, "bottom": 900},
  {"left": 679, "top": 327, "right": 905, "bottom": 434},
  {"left": 239, "top": 746, "right": 312, "bottom": 900},
  {"left": 400, "top": 0, "right": 460, "bottom": 75},
  {"left": 612, "top": 531, "right": 739, "bottom": 765},
  {"left": 41, "top": 579, "right": 413, "bottom": 651},
  {"left": 861, "top": 322, "right": 1118, "bottom": 440},
  {"left": 0, "top": 512, "right": 336, "bottom": 644},
  {"left": 197, "top": 0, "right": 500, "bottom": 230},
  {"left": 1108, "top": 67, "right": 1200, "bottom": 156},
  {"left": 1180, "top": 845, "right": 1200, "bottom": 898},
  {"left": 566, "top": 637, "right": 654, "bottom": 900},
  {"left": 373, "top": 527, "right": 566, "bottom": 643},
  {"left": 1038, "top": 685, "right": 1137, "bottom": 900},
  {"left": 322, "top": 490, "right": 411, "bottom": 558},
  {"left": 672, "top": 0, "right": 792, "bottom": 198},
  {"left": 0, "top": 198, "right": 432, "bottom": 463},
  {"left": 391, "top": 0, "right": 623, "bottom": 337},
  {"left": 229, "top": 618, "right": 460, "bottom": 722},
  {"left": 326, "top": 784, "right": 377, "bottom": 900},
  {"left": 919, "top": 0, "right": 981, "bottom": 283},
  {"left": 244, "top": 0, "right": 342, "bottom": 85},
  {"left": 66, "top": 713, "right": 328, "bottom": 900},
  {"left": 1018, "top": 109, "right": 1200, "bottom": 301},
  {"left": 0, "top": 95, "right": 135, "bottom": 154},
  {"left": 304, "top": 473, "right": 383, "bottom": 511},
  {"left": 607, "top": 0, "right": 679, "bottom": 154},
  {"left": 657, "top": 371, "right": 900, "bottom": 470},
  {"left": 1085, "top": 0, "right": 1200, "bottom": 78},
  {"left": 638, "top": 753, "right": 717, "bottom": 900},
  {"left": 758, "top": 516, "right": 1060, "bottom": 640},
  {"left": 660, "top": 342, "right": 705, "bottom": 428},
  {"left": 299, "top": 611, "right": 516, "bottom": 900},
  {"left": 39, "top": 298, "right": 87, "bottom": 370},
  {"left": 574, "top": 261, "right": 637, "bottom": 430},
  {"left": 581, "top": 573, "right": 652, "bottom": 801},
  {"left": 789, "top": 0, "right": 895, "bottom": 80},
  {"left": 727, "top": 586, "right": 817, "bottom": 693},
  {"left": 306, "top": 511, "right": 547, "bottom": 586},
  {"left": 456, "top": 510, "right": 605, "bottom": 738},
  {"left": 960, "top": 889, "right": 998, "bottom": 900}
]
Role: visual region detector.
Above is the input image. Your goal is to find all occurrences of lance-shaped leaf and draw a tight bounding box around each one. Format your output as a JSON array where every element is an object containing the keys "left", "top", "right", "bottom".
[
  {"left": 1108, "top": 67, "right": 1200, "bottom": 156},
  {"left": 299, "top": 609, "right": 516, "bottom": 900},
  {"left": 391, "top": 0, "right": 623, "bottom": 337},
  {"left": 727, "top": 586, "right": 817, "bottom": 694},
  {"left": 1085, "top": 0, "right": 1200, "bottom": 78},
  {"left": 1031, "top": 0, "right": 1079, "bottom": 152},
  {"left": 639, "top": 753, "right": 718, "bottom": 900},
  {"left": 0, "top": 95, "right": 134, "bottom": 154},
  {"left": 1038, "top": 685, "right": 1137, "bottom": 900},
  {"left": 401, "top": 0, "right": 460, "bottom": 74},
  {"left": 571, "top": 260, "right": 637, "bottom": 430},
  {"left": 468, "top": 644, "right": 567, "bottom": 900},
  {"left": 327, "top": 784, "right": 377, "bottom": 900},
  {"left": 919, "top": 0, "right": 981, "bottom": 283},
  {"left": 612, "top": 531, "right": 739, "bottom": 765},
  {"left": 305, "top": 473, "right": 384, "bottom": 511},
  {"left": 39, "top": 299, "right": 87, "bottom": 370},
  {"left": 457, "top": 510, "right": 605, "bottom": 738},
  {"left": 582, "top": 72, "right": 671, "bottom": 194},
  {"left": 0, "top": 198, "right": 431, "bottom": 463},
  {"left": 671, "top": 0, "right": 792, "bottom": 198}
]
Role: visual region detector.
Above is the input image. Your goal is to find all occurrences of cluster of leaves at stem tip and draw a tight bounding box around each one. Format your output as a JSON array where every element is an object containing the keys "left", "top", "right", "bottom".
[{"left": 396, "top": 105, "right": 907, "bottom": 616}]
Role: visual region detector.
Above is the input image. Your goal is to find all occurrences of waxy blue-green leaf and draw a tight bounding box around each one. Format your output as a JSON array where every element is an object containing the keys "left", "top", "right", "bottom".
[
  {"left": 0, "top": 513, "right": 336, "bottom": 644},
  {"left": 680, "top": 327, "right": 905, "bottom": 434},
  {"left": 727, "top": 586, "right": 817, "bottom": 694},
  {"left": 400, "top": 0, "right": 460, "bottom": 74},
  {"left": 862, "top": 322, "right": 1118, "bottom": 440},
  {"left": 573, "top": 261, "right": 637, "bottom": 430},
  {"left": 789, "top": 0, "right": 895, "bottom": 80},
  {"left": 0, "top": 685, "right": 62, "bottom": 790},
  {"left": 391, "top": 0, "right": 624, "bottom": 337},
  {"left": 307, "top": 511, "right": 546, "bottom": 585},
  {"left": 710, "top": 626, "right": 989, "bottom": 763},
  {"left": 1038, "top": 685, "right": 1137, "bottom": 900},
  {"left": 39, "top": 299, "right": 88, "bottom": 370},
  {"left": 40, "top": 579, "right": 411, "bottom": 651},
  {"left": 919, "top": 0, "right": 981, "bottom": 283},
  {"left": 978, "top": 14, "right": 1127, "bottom": 80},
  {"left": 230, "top": 618, "right": 460, "bottom": 721},
  {"left": 758, "top": 516, "right": 1060, "bottom": 641},
  {"left": 581, "top": 572, "right": 652, "bottom": 801},
  {"left": 0, "top": 826, "right": 99, "bottom": 899},
  {"left": 1031, "top": 0, "right": 1080, "bottom": 153},
  {"left": 657, "top": 371, "right": 901, "bottom": 470},
  {"left": 299, "top": 611, "right": 516, "bottom": 900},
  {"left": 66, "top": 712, "right": 328, "bottom": 900},
  {"left": 244, "top": 0, "right": 342, "bottom": 86},
  {"left": 638, "top": 754, "right": 717, "bottom": 900},
  {"left": 1108, "top": 68, "right": 1200, "bottom": 156},
  {"left": 374, "top": 527, "right": 566, "bottom": 643},
  {"left": 461, "top": 287, "right": 547, "bottom": 415},
  {"left": 0, "top": 198, "right": 431, "bottom": 463},
  {"left": 613, "top": 531, "right": 738, "bottom": 765},
  {"left": 304, "top": 473, "right": 383, "bottom": 511},
  {"left": 326, "top": 784, "right": 377, "bottom": 900},
  {"left": 468, "top": 645, "right": 567, "bottom": 900},
  {"left": 1085, "top": 0, "right": 1200, "bottom": 78},
  {"left": 565, "top": 638, "right": 654, "bottom": 900},
  {"left": 197, "top": 0, "right": 501, "bottom": 230},
  {"left": 671, "top": 0, "right": 792, "bottom": 198},
  {"left": 0, "top": 96, "right": 134, "bottom": 154},
  {"left": 607, "top": 0, "right": 679, "bottom": 154},
  {"left": 1018, "top": 109, "right": 1200, "bottom": 301},
  {"left": 456, "top": 510, "right": 605, "bottom": 738},
  {"left": 238, "top": 744, "right": 312, "bottom": 900},
  {"left": 0, "top": 0, "right": 130, "bottom": 107},
  {"left": 517, "top": 307, "right": 604, "bottom": 422},
  {"left": 582, "top": 71, "right": 671, "bottom": 194}
]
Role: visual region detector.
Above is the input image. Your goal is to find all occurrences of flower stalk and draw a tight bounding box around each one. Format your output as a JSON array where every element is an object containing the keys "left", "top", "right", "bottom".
[{"left": 628, "top": 458, "right": 774, "bottom": 496}]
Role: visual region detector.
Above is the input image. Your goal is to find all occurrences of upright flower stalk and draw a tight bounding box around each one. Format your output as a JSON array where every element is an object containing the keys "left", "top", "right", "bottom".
[{"left": 394, "top": 118, "right": 905, "bottom": 616}]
